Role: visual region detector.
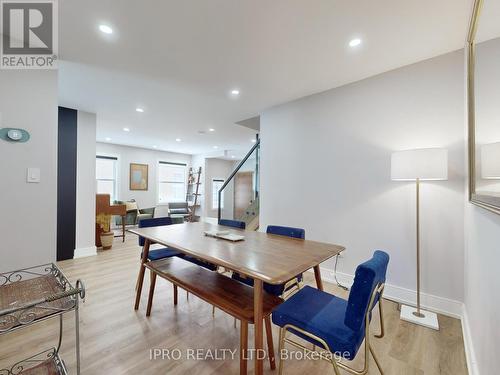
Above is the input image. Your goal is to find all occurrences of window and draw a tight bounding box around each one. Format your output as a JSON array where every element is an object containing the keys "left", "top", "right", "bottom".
[
  {"left": 158, "top": 162, "right": 187, "bottom": 203},
  {"left": 96, "top": 156, "right": 118, "bottom": 201},
  {"left": 212, "top": 179, "right": 224, "bottom": 209}
]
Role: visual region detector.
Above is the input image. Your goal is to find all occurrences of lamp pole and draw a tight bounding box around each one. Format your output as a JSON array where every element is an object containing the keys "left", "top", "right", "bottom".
[{"left": 414, "top": 178, "right": 424, "bottom": 318}]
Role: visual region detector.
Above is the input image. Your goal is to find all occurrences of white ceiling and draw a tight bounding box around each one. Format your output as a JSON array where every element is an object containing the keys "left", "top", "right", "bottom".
[{"left": 58, "top": 0, "right": 473, "bottom": 155}]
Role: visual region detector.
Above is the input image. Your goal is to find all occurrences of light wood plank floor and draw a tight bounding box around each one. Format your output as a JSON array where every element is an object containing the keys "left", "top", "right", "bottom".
[{"left": 0, "top": 234, "right": 468, "bottom": 374}]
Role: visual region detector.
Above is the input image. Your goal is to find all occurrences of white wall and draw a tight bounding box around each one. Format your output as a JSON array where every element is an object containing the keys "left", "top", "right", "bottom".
[
  {"left": 260, "top": 50, "right": 466, "bottom": 312},
  {"left": 0, "top": 70, "right": 58, "bottom": 272},
  {"left": 75, "top": 111, "right": 97, "bottom": 258},
  {"left": 95, "top": 142, "right": 191, "bottom": 210}
]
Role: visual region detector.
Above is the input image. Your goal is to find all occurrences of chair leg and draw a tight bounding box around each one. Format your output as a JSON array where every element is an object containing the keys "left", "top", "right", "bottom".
[
  {"left": 173, "top": 285, "right": 178, "bottom": 306},
  {"left": 374, "top": 301, "right": 385, "bottom": 338},
  {"left": 369, "top": 344, "right": 384, "bottom": 375},
  {"left": 234, "top": 317, "right": 237, "bottom": 328},
  {"left": 265, "top": 316, "right": 276, "bottom": 370},
  {"left": 212, "top": 306, "right": 216, "bottom": 317},
  {"left": 328, "top": 357, "right": 342, "bottom": 375},
  {"left": 146, "top": 271, "right": 157, "bottom": 317},
  {"left": 240, "top": 320, "right": 248, "bottom": 375},
  {"left": 278, "top": 327, "right": 286, "bottom": 375}
]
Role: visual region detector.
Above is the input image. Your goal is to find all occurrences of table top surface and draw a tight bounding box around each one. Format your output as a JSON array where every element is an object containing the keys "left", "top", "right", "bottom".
[{"left": 128, "top": 222, "right": 345, "bottom": 284}]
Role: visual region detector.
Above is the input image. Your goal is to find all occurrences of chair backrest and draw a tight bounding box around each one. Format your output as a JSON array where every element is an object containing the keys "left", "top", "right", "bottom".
[
  {"left": 138, "top": 217, "right": 172, "bottom": 246},
  {"left": 219, "top": 219, "right": 246, "bottom": 229},
  {"left": 266, "top": 225, "right": 305, "bottom": 239},
  {"left": 344, "top": 250, "right": 389, "bottom": 332},
  {"left": 168, "top": 202, "right": 189, "bottom": 214}
]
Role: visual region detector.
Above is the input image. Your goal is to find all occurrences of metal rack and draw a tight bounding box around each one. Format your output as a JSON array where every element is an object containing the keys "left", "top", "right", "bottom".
[{"left": 0, "top": 263, "right": 85, "bottom": 375}]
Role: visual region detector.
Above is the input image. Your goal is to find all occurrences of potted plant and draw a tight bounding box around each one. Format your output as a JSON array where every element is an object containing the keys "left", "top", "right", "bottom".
[{"left": 96, "top": 212, "right": 113, "bottom": 250}]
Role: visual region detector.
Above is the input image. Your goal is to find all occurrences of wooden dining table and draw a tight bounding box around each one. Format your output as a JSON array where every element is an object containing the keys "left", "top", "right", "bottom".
[{"left": 129, "top": 222, "right": 345, "bottom": 375}]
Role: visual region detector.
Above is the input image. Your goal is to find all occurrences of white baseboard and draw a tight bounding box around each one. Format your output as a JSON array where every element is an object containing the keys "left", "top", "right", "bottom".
[
  {"left": 74, "top": 246, "right": 97, "bottom": 258},
  {"left": 461, "top": 306, "right": 479, "bottom": 375}
]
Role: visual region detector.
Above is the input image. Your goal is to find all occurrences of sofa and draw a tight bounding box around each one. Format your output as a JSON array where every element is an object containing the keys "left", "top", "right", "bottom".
[{"left": 114, "top": 199, "right": 155, "bottom": 226}]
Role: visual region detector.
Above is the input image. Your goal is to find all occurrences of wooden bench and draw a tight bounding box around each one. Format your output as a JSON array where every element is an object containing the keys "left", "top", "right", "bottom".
[{"left": 144, "top": 257, "right": 283, "bottom": 374}]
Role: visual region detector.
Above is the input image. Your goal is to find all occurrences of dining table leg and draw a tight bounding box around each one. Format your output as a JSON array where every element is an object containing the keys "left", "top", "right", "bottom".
[
  {"left": 254, "top": 279, "right": 264, "bottom": 375},
  {"left": 313, "top": 265, "right": 324, "bottom": 291},
  {"left": 134, "top": 238, "right": 150, "bottom": 310}
]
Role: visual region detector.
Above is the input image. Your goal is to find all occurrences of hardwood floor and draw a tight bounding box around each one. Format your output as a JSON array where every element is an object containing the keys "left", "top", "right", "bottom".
[{"left": 0, "top": 235, "right": 468, "bottom": 374}]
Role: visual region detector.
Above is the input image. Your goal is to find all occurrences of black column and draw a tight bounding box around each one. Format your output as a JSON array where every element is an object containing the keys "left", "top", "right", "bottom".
[{"left": 57, "top": 107, "right": 77, "bottom": 261}]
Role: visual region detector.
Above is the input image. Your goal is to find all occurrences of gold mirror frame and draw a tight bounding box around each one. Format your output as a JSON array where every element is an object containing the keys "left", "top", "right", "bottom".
[{"left": 467, "top": 0, "right": 500, "bottom": 215}]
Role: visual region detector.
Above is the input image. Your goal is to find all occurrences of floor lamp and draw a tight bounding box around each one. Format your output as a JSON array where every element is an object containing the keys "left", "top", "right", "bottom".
[{"left": 391, "top": 148, "right": 448, "bottom": 330}]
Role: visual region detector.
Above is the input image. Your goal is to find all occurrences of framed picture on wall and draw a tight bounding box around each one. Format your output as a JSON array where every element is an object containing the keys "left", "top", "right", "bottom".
[{"left": 130, "top": 163, "right": 148, "bottom": 190}]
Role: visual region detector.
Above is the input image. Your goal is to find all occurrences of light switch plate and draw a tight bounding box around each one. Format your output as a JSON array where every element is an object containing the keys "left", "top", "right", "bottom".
[{"left": 27, "top": 168, "right": 40, "bottom": 183}]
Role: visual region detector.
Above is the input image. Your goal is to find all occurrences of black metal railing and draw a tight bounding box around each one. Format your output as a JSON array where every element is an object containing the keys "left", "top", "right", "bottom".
[{"left": 217, "top": 137, "right": 260, "bottom": 225}]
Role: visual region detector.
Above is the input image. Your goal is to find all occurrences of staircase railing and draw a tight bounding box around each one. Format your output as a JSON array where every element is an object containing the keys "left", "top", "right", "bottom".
[{"left": 217, "top": 137, "right": 260, "bottom": 227}]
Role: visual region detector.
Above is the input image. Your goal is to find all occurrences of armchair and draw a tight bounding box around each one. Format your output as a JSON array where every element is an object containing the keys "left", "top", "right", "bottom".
[
  {"left": 114, "top": 199, "right": 155, "bottom": 226},
  {"left": 167, "top": 202, "right": 190, "bottom": 220}
]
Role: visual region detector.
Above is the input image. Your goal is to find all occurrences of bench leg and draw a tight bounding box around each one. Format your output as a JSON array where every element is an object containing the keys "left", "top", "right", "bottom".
[
  {"left": 240, "top": 320, "right": 248, "bottom": 375},
  {"left": 173, "top": 285, "right": 178, "bottom": 306},
  {"left": 146, "top": 271, "right": 157, "bottom": 317},
  {"left": 265, "top": 316, "right": 276, "bottom": 370}
]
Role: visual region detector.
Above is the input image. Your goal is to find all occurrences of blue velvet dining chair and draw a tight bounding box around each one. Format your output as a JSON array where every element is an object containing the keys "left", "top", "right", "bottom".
[
  {"left": 218, "top": 219, "right": 246, "bottom": 229},
  {"left": 137, "top": 217, "right": 217, "bottom": 313},
  {"left": 138, "top": 217, "right": 181, "bottom": 261},
  {"left": 135, "top": 217, "right": 181, "bottom": 310},
  {"left": 175, "top": 219, "right": 245, "bottom": 274},
  {"left": 209, "top": 219, "right": 246, "bottom": 316},
  {"left": 232, "top": 225, "right": 305, "bottom": 298},
  {"left": 272, "top": 250, "right": 389, "bottom": 375}
]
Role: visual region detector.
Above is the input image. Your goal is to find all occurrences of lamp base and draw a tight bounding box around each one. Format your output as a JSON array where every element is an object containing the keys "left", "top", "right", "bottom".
[{"left": 400, "top": 305, "right": 439, "bottom": 330}]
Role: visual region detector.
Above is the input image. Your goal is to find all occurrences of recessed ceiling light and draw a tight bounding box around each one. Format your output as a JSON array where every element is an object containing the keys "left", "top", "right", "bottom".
[
  {"left": 136, "top": 107, "right": 144, "bottom": 113},
  {"left": 209, "top": 128, "right": 215, "bottom": 132},
  {"left": 123, "top": 127, "right": 130, "bottom": 132},
  {"left": 152, "top": 145, "right": 157, "bottom": 148},
  {"left": 213, "top": 146, "right": 219, "bottom": 149},
  {"left": 105, "top": 137, "right": 111, "bottom": 141},
  {"left": 251, "top": 139, "right": 256, "bottom": 143},
  {"left": 176, "top": 138, "right": 182, "bottom": 142},
  {"left": 349, "top": 38, "right": 362, "bottom": 47},
  {"left": 99, "top": 25, "right": 113, "bottom": 34},
  {"left": 231, "top": 89, "right": 240, "bottom": 96},
  {"left": 231, "top": 155, "right": 235, "bottom": 158}
]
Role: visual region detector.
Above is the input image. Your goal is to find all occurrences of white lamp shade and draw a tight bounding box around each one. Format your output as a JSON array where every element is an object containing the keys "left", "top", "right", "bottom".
[
  {"left": 481, "top": 142, "right": 500, "bottom": 179},
  {"left": 391, "top": 148, "right": 448, "bottom": 181}
]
